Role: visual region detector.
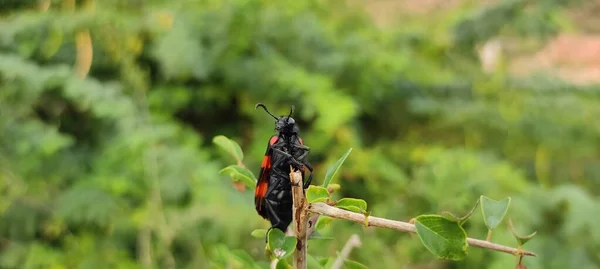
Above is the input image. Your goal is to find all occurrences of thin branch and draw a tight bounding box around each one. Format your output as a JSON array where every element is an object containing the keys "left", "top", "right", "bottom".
[
  {"left": 290, "top": 170, "right": 309, "bottom": 269},
  {"left": 308, "top": 202, "right": 536, "bottom": 257},
  {"left": 330, "top": 234, "right": 362, "bottom": 269}
]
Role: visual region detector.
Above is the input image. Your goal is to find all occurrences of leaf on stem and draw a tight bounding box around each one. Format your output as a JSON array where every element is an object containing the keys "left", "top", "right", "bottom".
[
  {"left": 306, "top": 186, "right": 330, "bottom": 203},
  {"left": 306, "top": 254, "right": 322, "bottom": 269},
  {"left": 250, "top": 229, "right": 267, "bottom": 238},
  {"left": 508, "top": 219, "right": 537, "bottom": 247},
  {"left": 441, "top": 198, "right": 480, "bottom": 225},
  {"left": 267, "top": 228, "right": 297, "bottom": 260},
  {"left": 336, "top": 198, "right": 368, "bottom": 213},
  {"left": 213, "top": 135, "right": 244, "bottom": 163},
  {"left": 414, "top": 215, "right": 468, "bottom": 260},
  {"left": 322, "top": 148, "right": 353, "bottom": 187},
  {"left": 219, "top": 165, "right": 256, "bottom": 188},
  {"left": 315, "top": 216, "right": 333, "bottom": 230},
  {"left": 480, "top": 196, "right": 511, "bottom": 230}
]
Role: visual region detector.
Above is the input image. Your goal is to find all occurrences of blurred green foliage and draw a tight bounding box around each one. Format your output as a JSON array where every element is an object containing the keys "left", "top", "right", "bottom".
[{"left": 1, "top": 0, "right": 599, "bottom": 268}]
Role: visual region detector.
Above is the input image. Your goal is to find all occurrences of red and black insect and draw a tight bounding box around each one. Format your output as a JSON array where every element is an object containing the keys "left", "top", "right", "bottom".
[{"left": 254, "top": 103, "right": 313, "bottom": 240}]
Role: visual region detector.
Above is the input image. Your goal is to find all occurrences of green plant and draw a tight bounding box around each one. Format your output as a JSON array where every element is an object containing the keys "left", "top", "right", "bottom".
[{"left": 215, "top": 135, "right": 536, "bottom": 269}]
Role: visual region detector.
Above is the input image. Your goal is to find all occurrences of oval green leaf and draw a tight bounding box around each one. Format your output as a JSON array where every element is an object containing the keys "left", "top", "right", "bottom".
[
  {"left": 267, "top": 228, "right": 297, "bottom": 260},
  {"left": 267, "top": 228, "right": 286, "bottom": 251},
  {"left": 219, "top": 165, "right": 256, "bottom": 189},
  {"left": 315, "top": 216, "right": 333, "bottom": 231},
  {"left": 250, "top": 229, "right": 267, "bottom": 238},
  {"left": 213, "top": 135, "right": 244, "bottom": 163},
  {"left": 322, "top": 148, "right": 352, "bottom": 187},
  {"left": 480, "top": 196, "right": 511, "bottom": 230},
  {"left": 306, "top": 186, "right": 329, "bottom": 203},
  {"left": 336, "top": 198, "right": 367, "bottom": 213},
  {"left": 414, "top": 215, "right": 468, "bottom": 260}
]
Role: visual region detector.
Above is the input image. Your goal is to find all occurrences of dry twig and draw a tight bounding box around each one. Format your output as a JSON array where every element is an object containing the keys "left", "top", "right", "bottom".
[
  {"left": 330, "top": 234, "right": 362, "bottom": 269},
  {"left": 308, "top": 202, "right": 536, "bottom": 257},
  {"left": 290, "top": 170, "right": 309, "bottom": 269}
]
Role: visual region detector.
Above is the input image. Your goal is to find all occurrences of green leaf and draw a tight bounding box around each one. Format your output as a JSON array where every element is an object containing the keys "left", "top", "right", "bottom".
[
  {"left": 322, "top": 148, "right": 353, "bottom": 187},
  {"left": 219, "top": 165, "right": 256, "bottom": 189},
  {"left": 344, "top": 260, "right": 369, "bottom": 269},
  {"left": 306, "top": 254, "right": 322, "bottom": 269},
  {"left": 306, "top": 186, "right": 330, "bottom": 203},
  {"left": 336, "top": 198, "right": 367, "bottom": 213},
  {"left": 315, "top": 216, "right": 333, "bottom": 230},
  {"left": 441, "top": 198, "right": 480, "bottom": 225},
  {"left": 213, "top": 135, "right": 244, "bottom": 163},
  {"left": 250, "top": 229, "right": 267, "bottom": 238},
  {"left": 414, "top": 215, "right": 468, "bottom": 260},
  {"left": 231, "top": 249, "right": 264, "bottom": 269},
  {"left": 320, "top": 257, "right": 335, "bottom": 268},
  {"left": 267, "top": 229, "right": 297, "bottom": 260},
  {"left": 276, "top": 259, "right": 293, "bottom": 269},
  {"left": 509, "top": 219, "right": 537, "bottom": 247},
  {"left": 480, "top": 196, "right": 511, "bottom": 230}
]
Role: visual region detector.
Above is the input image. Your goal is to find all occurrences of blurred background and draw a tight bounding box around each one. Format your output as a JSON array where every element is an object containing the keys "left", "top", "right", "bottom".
[{"left": 1, "top": 0, "right": 599, "bottom": 268}]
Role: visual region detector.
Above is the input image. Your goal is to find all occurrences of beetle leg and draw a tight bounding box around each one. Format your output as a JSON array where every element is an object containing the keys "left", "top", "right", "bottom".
[
  {"left": 290, "top": 144, "right": 313, "bottom": 188},
  {"left": 293, "top": 144, "right": 311, "bottom": 162},
  {"left": 263, "top": 200, "right": 284, "bottom": 243},
  {"left": 272, "top": 148, "right": 304, "bottom": 168},
  {"left": 303, "top": 161, "right": 314, "bottom": 188}
]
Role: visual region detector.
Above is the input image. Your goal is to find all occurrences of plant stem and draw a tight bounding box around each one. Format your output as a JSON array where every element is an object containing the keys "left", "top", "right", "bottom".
[
  {"left": 330, "top": 234, "right": 361, "bottom": 269},
  {"left": 308, "top": 202, "right": 536, "bottom": 257},
  {"left": 290, "top": 170, "right": 308, "bottom": 269},
  {"left": 486, "top": 229, "right": 492, "bottom": 241}
]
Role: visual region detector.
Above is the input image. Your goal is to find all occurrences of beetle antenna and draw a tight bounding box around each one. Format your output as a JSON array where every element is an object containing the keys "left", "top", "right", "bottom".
[
  {"left": 255, "top": 103, "right": 278, "bottom": 120},
  {"left": 287, "top": 105, "right": 294, "bottom": 123}
]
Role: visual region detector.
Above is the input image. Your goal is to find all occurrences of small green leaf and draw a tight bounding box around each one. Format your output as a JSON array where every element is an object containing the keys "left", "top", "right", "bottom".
[
  {"left": 322, "top": 148, "right": 353, "bottom": 187},
  {"left": 276, "top": 259, "right": 293, "bottom": 269},
  {"left": 251, "top": 229, "right": 267, "bottom": 238},
  {"left": 267, "top": 229, "right": 297, "bottom": 259},
  {"left": 315, "top": 216, "right": 333, "bottom": 230},
  {"left": 441, "top": 198, "right": 480, "bottom": 225},
  {"left": 320, "top": 257, "right": 334, "bottom": 268},
  {"left": 336, "top": 198, "right": 367, "bottom": 213},
  {"left": 219, "top": 165, "right": 256, "bottom": 189},
  {"left": 213, "top": 135, "right": 244, "bottom": 163},
  {"left": 306, "top": 186, "right": 329, "bottom": 203},
  {"left": 267, "top": 228, "right": 286, "bottom": 251},
  {"left": 344, "top": 260, "right": 369, "bottom": 269},
  {"left": 306, "top": 254, "right": 322, "bottom": 269},
  {"left": 480, "top": 196, "right": 511, "bottom": 230},
  {"left": 414, "top": 215, "right": 468, "bottom": 260},
  {"left": 508, "top": 219, "right": 537, "bottom": 247}
]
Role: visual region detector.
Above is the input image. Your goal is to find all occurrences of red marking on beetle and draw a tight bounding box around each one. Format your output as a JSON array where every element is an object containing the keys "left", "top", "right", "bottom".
[{"left": 269, "top": 136, "right": 279, "bottom": 145}]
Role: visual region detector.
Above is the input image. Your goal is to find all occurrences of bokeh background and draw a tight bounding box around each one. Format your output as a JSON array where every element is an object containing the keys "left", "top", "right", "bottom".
[{"left": 1, "top": 0, "right": 600, "bottom": 268}]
